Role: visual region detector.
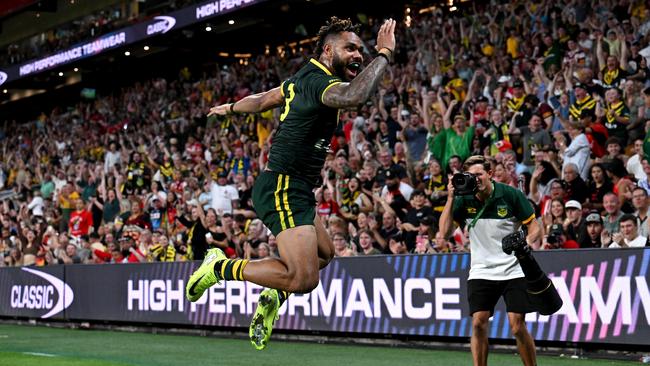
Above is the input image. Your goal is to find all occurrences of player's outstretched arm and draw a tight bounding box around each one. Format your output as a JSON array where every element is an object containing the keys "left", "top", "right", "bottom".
[
  {"left": 322, "top": 19, "right": 396, "bottom": 109},
  {"left": 208, "top": 86, "right": 284, "bottom": 116}
]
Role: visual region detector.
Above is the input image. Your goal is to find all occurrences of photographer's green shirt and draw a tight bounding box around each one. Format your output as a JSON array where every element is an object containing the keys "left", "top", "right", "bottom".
[{"left": 452, "top": 181, "right": 535, "bottom": 280}]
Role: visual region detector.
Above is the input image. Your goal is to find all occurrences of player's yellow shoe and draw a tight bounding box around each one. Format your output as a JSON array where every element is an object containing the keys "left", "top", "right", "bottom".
[
  {"left": 185, "top": 248, "right": 226, "bottom": 302},
  {"left": 249, "top": 288, "right": 280, "bottom": 350}
]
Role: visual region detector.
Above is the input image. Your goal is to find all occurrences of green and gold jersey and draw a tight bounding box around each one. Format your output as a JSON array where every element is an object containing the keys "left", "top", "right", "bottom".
[
  {"left": 267, "top": 58, "right": 342, "bottom": 187},
  {"left": 604, "top": 101, "right": 630, "bottom": 139},
  {"left": 506, "top": 95, "right": 525, "bottom": 113},
  {"left": 569, "top": 95, "right": 596, "bottom": 119},
  {"left": 452, "top": 182, "right": 535, "bottom": 281},
  {"left": 601, "top": 66, "right": 628, "bottom": 88}
]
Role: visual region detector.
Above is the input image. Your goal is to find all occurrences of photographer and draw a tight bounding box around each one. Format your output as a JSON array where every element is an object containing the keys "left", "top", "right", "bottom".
[{"left": 439, "top": 155, "right": 542, "bottom": 366}]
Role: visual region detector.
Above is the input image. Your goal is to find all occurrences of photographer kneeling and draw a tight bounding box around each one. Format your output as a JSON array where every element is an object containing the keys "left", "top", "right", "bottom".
[{"left": 439, "top": 155, "right": 542, "bottom": 366}]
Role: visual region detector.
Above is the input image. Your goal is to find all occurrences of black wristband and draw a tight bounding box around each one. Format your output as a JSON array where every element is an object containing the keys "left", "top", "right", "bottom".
[
  {"left": 377, "top": 52, "right": 391, "bottom": 64},
  {"left": 229, "top": 102, "right": 236, "bottom": 114}
]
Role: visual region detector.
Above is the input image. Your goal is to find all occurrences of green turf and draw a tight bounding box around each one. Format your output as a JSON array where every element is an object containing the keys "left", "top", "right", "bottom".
[{"left": 0, "top": 324, "right": 638, "bottom": 366}]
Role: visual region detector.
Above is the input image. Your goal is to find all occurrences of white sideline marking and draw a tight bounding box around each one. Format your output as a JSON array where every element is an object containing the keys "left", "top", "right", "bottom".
[
  {"left": 0, "top": 335, "right": 8, "bottom": 338},
  {"left": 23, "top": 352, "right": 57, "bottom": 357}
]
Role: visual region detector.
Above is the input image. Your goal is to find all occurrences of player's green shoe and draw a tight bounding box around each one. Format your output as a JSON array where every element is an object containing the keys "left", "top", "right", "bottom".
[
  {"left": 249, "top": 288, "right": 280, "bottom": 350},
  {"left": 185, "top": 248, "right": 226, "bottom": 302}
]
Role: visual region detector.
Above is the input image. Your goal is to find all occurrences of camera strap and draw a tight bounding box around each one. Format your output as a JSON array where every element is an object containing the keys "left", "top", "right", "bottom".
[{"left": 468, "top": 182, "right": 495, "bottom": 230}]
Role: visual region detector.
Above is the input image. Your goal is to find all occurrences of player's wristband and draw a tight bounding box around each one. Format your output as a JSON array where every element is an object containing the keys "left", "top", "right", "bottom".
[
  {"left": 377, "top": 52, "right": 391, "bottom": 64},
  {"left": 229, "top": 102, "right": 236, "bottom": 114},
  {"left": 379, "top": 47, "right": 394, "bottom": 56}
]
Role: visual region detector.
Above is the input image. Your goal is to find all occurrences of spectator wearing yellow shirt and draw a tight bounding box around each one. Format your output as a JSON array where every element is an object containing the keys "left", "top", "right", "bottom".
[
  {"left": 58, "top": 185, "right": 79, "bottom": 233},
  {"left": 444, "top": 69, "right": 466, "bottom": 101},
  {"left": 256, "top": 115, "right": 272, "bottom": 147},
  {"left": 506, "top": 29, "right": 519, "bottom": 59}
]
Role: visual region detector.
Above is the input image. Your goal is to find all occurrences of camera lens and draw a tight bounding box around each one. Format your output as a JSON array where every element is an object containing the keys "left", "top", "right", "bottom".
[
  {"left": 452, "top": 172, "right": 478, "bottom": 195},
  {"left": 451, "top": 174, "right": 466, "bottom": 187}
]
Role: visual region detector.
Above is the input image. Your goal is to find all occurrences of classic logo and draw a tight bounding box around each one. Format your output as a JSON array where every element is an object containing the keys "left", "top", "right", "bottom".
[
  {"left": 497, "top": 205, "right": 508, "bottom": 218},
  {"left": 0, "top": 71, "right": 7, "bottom": 86},
  {"left": 146, "top": 16, "right": 176, "bottom": 35},
  {"left": 10, "top": 268, "right": 74, "bottom": 318}
]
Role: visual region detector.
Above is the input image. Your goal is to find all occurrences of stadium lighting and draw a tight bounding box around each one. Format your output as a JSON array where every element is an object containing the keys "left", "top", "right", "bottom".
[
  {"left": 124, "top": 51, "right": 131, "bottom": 56},
  {"left": 450, "top": 6, "right": 458, "bottom": 11},
  {"left": 2, "top": 89, "right": 6, "bottom": 94},
  {"left": 205, "top": 26, "right": 212, "bottom": 32},
  {"left": 58, "top": 72, "right": 64, "bottom": 76},
  {"left": 73, "top": 67, "right": 79, "bottom": 72},
  {"left": 228, "top": 20, "right": 235, "bottom": 25},
  {"left": 143, "top": 45, "right": 150, "bottom": 51}
]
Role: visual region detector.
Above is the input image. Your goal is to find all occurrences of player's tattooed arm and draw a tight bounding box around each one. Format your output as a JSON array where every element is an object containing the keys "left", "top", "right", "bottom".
[
  {"left": 322, "top": 55, "right": 390, "bottom": 108},
  {"left": 322, "top": 19, "right": 396, "bottom": 109}
]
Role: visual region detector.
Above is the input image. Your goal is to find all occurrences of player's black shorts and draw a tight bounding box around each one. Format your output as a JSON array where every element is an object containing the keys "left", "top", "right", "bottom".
[
  {"left": 467, "top": 277, "right": 532, "bottom": 315},
  {"left": 251, "top": 170, "right": 316, "bottom": 236}
]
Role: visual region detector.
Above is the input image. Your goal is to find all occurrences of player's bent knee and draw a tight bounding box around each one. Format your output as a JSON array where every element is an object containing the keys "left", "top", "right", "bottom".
[
  {"left": 322, "top": 244, "right": 334, "bottom": 263},
  {"left": 287, "top": 272, "right": 320, "bottom": 293}
]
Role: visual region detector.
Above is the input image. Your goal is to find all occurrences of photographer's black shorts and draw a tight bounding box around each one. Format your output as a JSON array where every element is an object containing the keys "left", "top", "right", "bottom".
[{"left": 467, "top": 278, "right": 532, "bottom": 315}]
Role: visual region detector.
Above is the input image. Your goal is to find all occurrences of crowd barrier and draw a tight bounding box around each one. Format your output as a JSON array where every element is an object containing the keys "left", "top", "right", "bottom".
[{"left": 1, "top": 248, "right": 649, "bottom": 347}]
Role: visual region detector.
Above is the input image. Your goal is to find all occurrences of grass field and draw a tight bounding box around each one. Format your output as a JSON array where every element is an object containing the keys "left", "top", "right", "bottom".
[{"left": 0, "top": 324, "right": 640, "bottom": 366}]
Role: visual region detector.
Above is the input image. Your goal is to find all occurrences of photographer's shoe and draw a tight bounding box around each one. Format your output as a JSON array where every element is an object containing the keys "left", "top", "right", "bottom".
[{"left": 185, "top": 248, "right": 226, "bottom": 302}]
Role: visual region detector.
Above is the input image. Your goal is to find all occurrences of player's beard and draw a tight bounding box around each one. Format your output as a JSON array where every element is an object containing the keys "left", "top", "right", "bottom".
[{"left": 331, "top": 53, "right": 350, "bottom": 81}]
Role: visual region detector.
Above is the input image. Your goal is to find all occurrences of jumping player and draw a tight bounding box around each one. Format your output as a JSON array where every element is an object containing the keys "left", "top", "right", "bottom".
[{"left": 186, "top": 16, "right": 397, "bottom": 350}]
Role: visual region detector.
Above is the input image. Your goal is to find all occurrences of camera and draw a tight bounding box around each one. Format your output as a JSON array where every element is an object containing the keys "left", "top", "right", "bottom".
[
  {"left": 502, "top": 230, "right": 563, "bottom": 315},
  {"left": 452, "top": 172, "right": 478, "bottom": 196},
  {"left": 502, "top": 230, "right": 527, "bottom": 255},
  {"left": 546, "top": 232, "right": 561, "bottom": 245}
]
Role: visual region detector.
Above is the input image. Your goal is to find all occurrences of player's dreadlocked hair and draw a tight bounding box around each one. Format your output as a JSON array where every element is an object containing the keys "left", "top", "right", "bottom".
[{"left": 314, "top": 16, "right": 361, "bottom": 56}]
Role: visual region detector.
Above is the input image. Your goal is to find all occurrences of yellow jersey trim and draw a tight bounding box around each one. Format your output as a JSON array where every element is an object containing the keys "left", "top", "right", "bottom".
[
  {"left": 522, "top": 213, "right": 535, "bottom": 225},
  {"left": 310, "top": 58, "right": 332, "bottom": 75},
  {"left": 321, "top": 81, "right": 342, "bottom": 104}
]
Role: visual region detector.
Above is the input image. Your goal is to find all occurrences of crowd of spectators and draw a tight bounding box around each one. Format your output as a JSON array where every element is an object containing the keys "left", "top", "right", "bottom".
[
  {"left": 2, "top": 0, "right": 650, "bottom": 267},
  {"left": 0, "top": 0, "right": 198, "bottom": 67}
]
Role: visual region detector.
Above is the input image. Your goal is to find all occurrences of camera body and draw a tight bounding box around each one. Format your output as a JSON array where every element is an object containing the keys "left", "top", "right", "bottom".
[
  {"left": 452, "top": 172, "right": 478, "bottom": 196},
  {"left": 546, "top": 232, "right": 561, "bottom": 245}
]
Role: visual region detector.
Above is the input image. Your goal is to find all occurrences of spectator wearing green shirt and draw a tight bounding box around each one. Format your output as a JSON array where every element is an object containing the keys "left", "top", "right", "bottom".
[
  {"left": 431, "top": 99, "right": 475, "bottom": 171},
  {"left": 40, "top": 178, "right": 55, "bottom": 200}
]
